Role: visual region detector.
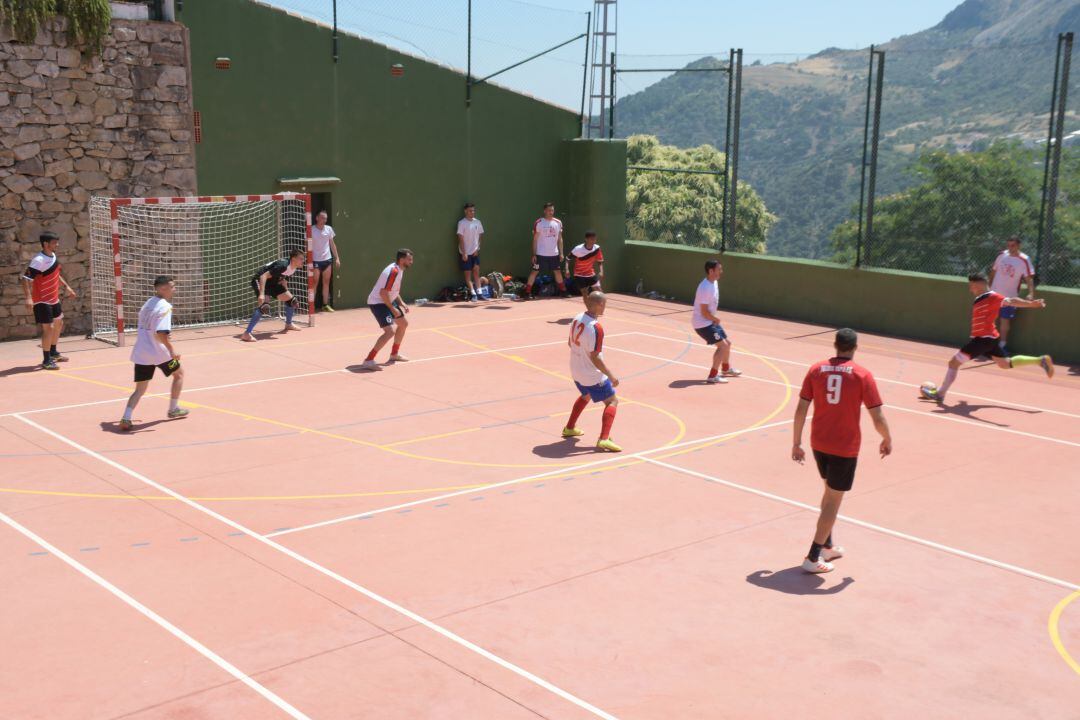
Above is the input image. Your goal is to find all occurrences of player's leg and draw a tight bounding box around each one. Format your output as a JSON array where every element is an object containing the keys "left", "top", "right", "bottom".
[
  {"left": 926, "top": 341, "right": 978, "bottom": 402},
  {"left": 311, "top": 265, "right": 322, "bottom": 309},
  {"left": 524, "top": 261, "right": 540, "bottom": 299},
  {"left": 389, "top": 306, "right": 409, "bottom": 361},
  {"left": 596, "top": 392, "right": 620, "bottom": 452},
  {"left": 363, "top": 305, "right": 395, "bottom": 368},
  {"left": 1003, "top": 353, "right": 1054, "bottom": 378},
  {"left": 279, "top": 292, "right": 301, "bottom": 331},
  {"left": 562, "top": 387, "right": 590, "bottom": 437},
  {"left": 120, "top": 365, "right": 154, "bottom": 430},
  {"left": 719, "top": 337, "right": 742, "bottom": 377},
  {"left": 553, "top": 266, "right": 567, "bottom": 296},
  {"left": 240, "top": 281, "right": 265, "bottom": 342},
  {"left": 998, "top": 316, "right": 1012, "bottom": 350},
  {"left": 320, "top": 264, "right": 334, "bottom": 311},
  {"left": 802, "top": 451, "right": 854, "bottom": 573},
  {"left": 50, "top": 308, "right": 67, "bottom": 361},
  {"left": 472, "top": 264, "right": 485, "bottom": 300},
  {"left": 163, "top": 360, "right": 187, "bottom": 418},
  {"left": 702, "top": 325, "right": 729, "bottom": 383}
]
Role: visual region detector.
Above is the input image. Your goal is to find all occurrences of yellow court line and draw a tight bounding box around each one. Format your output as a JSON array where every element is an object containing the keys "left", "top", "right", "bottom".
[{"left": 1050, "top": 590, "right": 1080, "bottom": 676}]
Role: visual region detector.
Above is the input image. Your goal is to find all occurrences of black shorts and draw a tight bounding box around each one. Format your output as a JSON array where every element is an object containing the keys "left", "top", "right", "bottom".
[
  {"left": 33, "top": 302, "right": 63, "bottom": 324},
  {"left": 251, "top": 278, "right": 288, "bottom": 299},
  {"left": 313, "top": 259, "right": 333, "bottom": 271},
  {"left": 959, "top": 336, "right": 1006, "bottom": 360},
  {"left": 535, "top": 255, "right": 562, "bottom": 273},
  {"left": 369, "top": 300, "right": 403, "bottom": 328},
  {"left": 813, "top": 450, "right": 858, "bottom": 492},
  {"left": 574, "top": 275, "right": 600, "bottom": 291},
  {"left": 459, "top": 254, "right": 480, "bottom": 271},
  {"left": 134, "top": 358, "right": 180, "bottom": 382},
  {"left": 694, "top": 323, "right": 728, "bottom": 345}
]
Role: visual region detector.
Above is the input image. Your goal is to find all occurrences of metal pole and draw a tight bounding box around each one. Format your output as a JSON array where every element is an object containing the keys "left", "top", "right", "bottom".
[
  {"left": 856, "top": 45, "right": 874, "bottom": 268},
  {"left": 332, "top": 0, "right": 339, "bottom": 62},
  {"left": 1042, "top": 32, "right": 1072, "bottom": 283},
  {"left": 466, "top": 0, "right": 472, "bottom": 106},
  {"left": 728, "top": 48, "right": 743, "bottom": 250},
  {"left": 865, "top": 50, "right": 885, "bottom": 266},
  {"left": 722, "top": 48, "right": 734, "bottom": 252},
  {"left": 580, "top": 10, "right": 591, "bottom": 137},
  {"left": 608, "top": 51, "right": 616, "bottom": 139},
  {"left": 1037, "top": 33, "right": 1065, "bottom": 276}
]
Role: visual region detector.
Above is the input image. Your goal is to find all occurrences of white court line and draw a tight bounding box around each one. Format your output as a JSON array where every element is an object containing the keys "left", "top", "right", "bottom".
[
  {"left": 1, "top": 336, "right": 626, "bottom": 419},
  {"left": 643, "top": 457, "right": 1080, "bottom": 592},
  {"left": 605, "top": 344, "right": 1080, "bottom": 449},
  {"left": 271, "top": 418, "right": 797, "bottom": 538},
  {"left": 11, "top": 413, "right": 619, "bottom": 720},
  {"left": 630, "top": 331, "right": 1080, "bottom": 420},
  {"left": 0, "top": 509, "right": 309, "bottom": 719}
]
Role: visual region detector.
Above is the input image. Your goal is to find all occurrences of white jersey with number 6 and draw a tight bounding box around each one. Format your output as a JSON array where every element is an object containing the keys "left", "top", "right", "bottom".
[
  {"left": 569, "top": 311, "right": 606, "bottom": 387},
  {"left": 367, "top": 262, "right": 404, "bottom": 305}
]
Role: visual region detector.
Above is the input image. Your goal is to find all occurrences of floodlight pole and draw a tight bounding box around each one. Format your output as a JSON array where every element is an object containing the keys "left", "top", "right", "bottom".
[
  {"left": 331, "top": 0, "right": 339, "bottom": 62},
  {"left": 580, "top": 11, "right": 591, "bottom": 137},
  {"left": 1036, "top": 31, "right": 1072, "bottom": 279},
  {"left": 727, "top": 48, "right": 743, "bottom": 251},
  {"left": 466, "top": 0, "right": 472, "bottom": 106},
  {"left": 856, "top": 46, "right": 885, "bottom": 267},
  {"left": 608, "top": 52, "right": 616, "bottom": 138}
]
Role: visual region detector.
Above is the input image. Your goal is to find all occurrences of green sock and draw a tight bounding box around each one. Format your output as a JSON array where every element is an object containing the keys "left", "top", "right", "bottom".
[{"left": 1009, "top": 355, "right": 1042, "bottom": 368}]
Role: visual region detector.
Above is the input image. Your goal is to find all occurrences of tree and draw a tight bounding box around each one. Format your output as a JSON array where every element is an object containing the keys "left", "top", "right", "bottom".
[{"left": 626, "top": 135, "right": 776, "bottom": 254}]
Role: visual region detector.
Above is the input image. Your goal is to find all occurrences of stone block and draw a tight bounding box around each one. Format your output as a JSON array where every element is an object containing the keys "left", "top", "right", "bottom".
[
  {"left": 40, "top": 139, "right": 67, "bottom": 150},
  {"left": 153, "top": 85, "right": 188, "bottom": 103},
  {"left": 46, "top": 159, "right": 74, "bottom": 176},
  {"left": 0, "top": 108, "right": 23, "bottom": 127},
  {"left": 52, "top": 90, "right": 77, "bottom": 107},
  {"left": 109, "top": 161, "right": 130, "bottom": 180},
  {"left": 39, "top": 200, "right": 64, "bottom": 212},
  {"left": 103, "top": 115, "right": 127, "bottom": 129},
  {"left": 17, "top": 126, "right": 47, "bottom": 143},
  {"left": 7, "top": 60, "right": 33, "bottom": 78},
  {"left": 76, "top": 91, "right": 97, "bottom": 105},
  {"left": 12, "top": 46, "right": 44, "bottom": 61},
  {"left": 57, "top": 48, "right": 81, "bottom": 68},
  {"left": 64, "top": 105, "right": 93, "bottom": 123},
  {"left": 131, "top": 66, "right": 161, "bottom": 89},
  {"left": 93, "top": 97, "right": 117, "bottom": 116},
  {"left": 13, "top": 94, "right": 32, "bottom": 109},
  {"left": 74, "top": 157, "right": 99, "bottom": 172},
  {"left": 164, "top": 168, "right": 195, "bottom": 189},
  {"left": 33, "top": 98, "right": 60, "bottom": 115},
  {"left": 59, "top": 68, "right": 87, "bottom": 79},
  {"left": 15, "top": 156, "right": 44, "bottom": 176},
  {"left": 69, "top": 185, "right": 88, "bottom": 202},
  {"left": 114, "top": 26, "right": 138, "bottom": 42},
  {"left": 35, "top": 60, "right": 60, "bottom": 78},
  {"left": 157, "top": 66, "right": 187, "bottom": 88},
  {"left": 0, "top": 92, "right": 8, "bottom": 107},
  {"left": 107, "top": 144, "right": 128, "bottom": 158},
  {"left": 0, "top": 150, "right": 13, "bottom": 167},
  {"left": 13, "top": 143, "right": 40, "bottom": 161},
  {"left": 0, "top": 190, "right": 19, "bottom": 208},
  {"left": 141, "top": 113, "right": 187, "bottom": 130},
  {"left": 169, "top": 129, "right": 191, "bottom": 142},
  {"left": 2, "top": 174, "right": 32, "bottom": 193},
  {"left": 47, "top": 125, "right": 71, "bottom": 139},
  {"left": 150, "top": 44, "right": 186, "bottom": 66},
  {"left": 76, "top": 170, "right": 109, "bottom": 190},
  {"left": 20, "top": 74, "right": 46, "bottom": 90}
]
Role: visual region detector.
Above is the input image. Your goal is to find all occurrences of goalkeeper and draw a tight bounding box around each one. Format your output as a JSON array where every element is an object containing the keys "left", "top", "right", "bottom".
[{"left": 240, "top": 249, "right": 306, "bottom": 342}]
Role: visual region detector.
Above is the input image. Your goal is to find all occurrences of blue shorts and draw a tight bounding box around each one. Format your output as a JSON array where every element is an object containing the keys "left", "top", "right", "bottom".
[
  {"left": 694, "top": 323, "right": 727, "bottom": 345},
  {"left": 459, "top": 254, "right": 480, "bottom": 271},
  {"left": 314, "top": 259, "right": 333, "bottom": 271},
  {"left": 998, "top": 305, "right": 1018, "bottom": 320},
  {"left": 574, "top": 379, "right": 616, "bottom": 403},
  {"left": 369, "top": 300, "right": 402, "bottom": 328}
]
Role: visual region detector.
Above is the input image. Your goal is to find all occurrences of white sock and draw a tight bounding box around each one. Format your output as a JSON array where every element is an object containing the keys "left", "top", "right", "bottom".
[
  {"left": 122, "top": 405, "right": 134, "bottom": 421},
  {"left": 939, "top": 366, "right": 958, "bottom": 396},
  {"left": 169, "top": 397, "right": 179, "bottom": 412}
]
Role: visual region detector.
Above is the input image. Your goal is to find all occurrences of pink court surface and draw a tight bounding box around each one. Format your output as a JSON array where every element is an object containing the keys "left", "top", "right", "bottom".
[{"left": 1, "top": 293, "right": 1078, "bottom": 719}]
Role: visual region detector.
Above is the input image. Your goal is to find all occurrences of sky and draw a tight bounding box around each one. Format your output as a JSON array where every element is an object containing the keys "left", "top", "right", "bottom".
[{"left": 267, "top": 0, "right": 964, "bottom": 108}]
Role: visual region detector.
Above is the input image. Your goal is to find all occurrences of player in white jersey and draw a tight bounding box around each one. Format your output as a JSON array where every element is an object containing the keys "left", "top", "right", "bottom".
[
  {"left": 361, "top": 249, "right": 414, "bottom": 370},
  {"left": 523, "top": 202, "right": 566, "bottom": 299},
  {"left": 311, "top": 210, "right": 341, "bottom": 312},
  {"left": 456, "top": 203, "right": 485, "bottom": 301},
  {"left": 562, "top": 291, "right": 622, "bottom": 452},
  {"left": 987, "top": 235, "right": 1035, "bottom": 355},
  {"left": 691, "top": 259, "right": 741, "bottom": 383},
  {"left": 118, "top": 276, "right": 188, "bottom": 431}
]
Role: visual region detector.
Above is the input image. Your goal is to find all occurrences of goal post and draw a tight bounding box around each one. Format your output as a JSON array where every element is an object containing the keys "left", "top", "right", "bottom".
[{"left": 89, "top": 193, "right": 314, "bottom": 345}]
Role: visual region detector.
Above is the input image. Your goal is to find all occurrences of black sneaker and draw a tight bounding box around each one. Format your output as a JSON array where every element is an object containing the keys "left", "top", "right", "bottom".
[{"left": 42, "top": 359, "right": 59, "bottom": 371}]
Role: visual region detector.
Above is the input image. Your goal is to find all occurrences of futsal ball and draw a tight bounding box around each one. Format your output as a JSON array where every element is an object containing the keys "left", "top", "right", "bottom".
[{"left": 920, "top": 381, "right": 938, "bottom": 396}]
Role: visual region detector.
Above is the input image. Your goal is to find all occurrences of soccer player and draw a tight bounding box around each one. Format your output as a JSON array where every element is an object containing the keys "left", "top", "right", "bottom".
[
  {"left": 792, "top": 328, "right": 892, "bottom": 573},
  {"left": 920, "top": 273, "right": 1052, "bottom": 404},
  {"left": 691, "top": 259, "right": 741, "bottom": 383},
  {"left": 119, "top": 276, "right": 188, "bottom": 431},
  {"left": 457, "top": 203, "right": 485, "bottom": 301},
  {"left": 523, "top": 202, "right": 566, "bottom": 299},
  {"left": 21, "top": 231, "right": 76, "bottom": 370},
  {"left": 311, "top": 210, "right": 341, "bottom": 312},
  {"left": 987, "top": 236, "right": 1035, "bottom": 355},
  {"left": 569, "top": 230, "right": 604, "bottom": 301},
  {"left": 562, "top": 291, "right": 621, "bottom": 452},
  {"left": 240, "top": 249, "right": 306, "bottom": 342},
  {"left": 361, "top": 249, "right": 414, "bottom": 370}
]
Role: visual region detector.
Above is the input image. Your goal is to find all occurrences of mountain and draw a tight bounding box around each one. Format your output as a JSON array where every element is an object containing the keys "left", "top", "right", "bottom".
[{"left": 614, "top": 0, "right": 1079, "bottom": 258}]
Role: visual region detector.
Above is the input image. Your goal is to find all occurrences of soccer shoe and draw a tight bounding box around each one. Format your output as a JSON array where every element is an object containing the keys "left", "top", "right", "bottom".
[
  {"left": 469, "top": 295, "right": 478, "bottom": 302},
  {"left": 360, "top": 359, "right": 381, "bottom": 371},
  {"left": 323, "top": 305, "right": 335, "bottom": 312},
  {"left": 118, "top": 419, "right": 133, "bottom": 432},
  {"left": 1041, "top": 355, "right": 1055, "bottom": 379},
  {"left": 721, "top": 367, "right": 742, "bottom": 377},
  {"left": 239, "top": 332, "right": 257, "bottom": 342},
  {"left": 820, "top": 546, "right": 845, "bottom": 562},
  {"left": 167, "top": 407, "right": 190, "bottom": 420},
  {"left": 51, "top": 352, "right": 69, "bottom": 362},
  {"left": 283, "top": 324, "right": 302, "bottom": 332},
  {"left": 801, "top": 557, "right": 834, "bottom": 574},
  {"left": 562, "top": 427, "right": 585, "bottom": 438},
  {"left": 596, "top": 438, "right": 622, "bottom": 452},
  {"left": 706, "top": 375, "right": 728, "bottom": 384},
  {"left": 42, "top": 359, "right": 59, "bottom": 370},
  {"left": 389, "top": 354, "right": 409, "bottom": 362},
  {"left": 918, "top": 385, "right": 940, "bottom": 401}
]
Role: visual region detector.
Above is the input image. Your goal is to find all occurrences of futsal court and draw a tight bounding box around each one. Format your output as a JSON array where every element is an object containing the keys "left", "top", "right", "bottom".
[{"left": 1, "top": 293, "right": 1077, "bottom": 719}]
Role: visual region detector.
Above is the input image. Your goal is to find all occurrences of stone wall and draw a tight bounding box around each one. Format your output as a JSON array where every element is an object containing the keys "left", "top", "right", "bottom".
[{"left": 0, "top": 16, "right": 197, "bottom": 340}]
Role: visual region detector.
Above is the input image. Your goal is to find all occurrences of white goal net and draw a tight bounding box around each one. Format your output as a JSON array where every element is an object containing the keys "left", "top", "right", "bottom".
[{"left": 89, "top": 194, "right": 313, "bottom": 345}]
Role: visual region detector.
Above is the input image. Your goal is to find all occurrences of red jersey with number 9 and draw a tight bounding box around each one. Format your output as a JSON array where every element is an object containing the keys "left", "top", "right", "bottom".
[{"left": 799, "top": 357, "right": 883, "bottom": 458}]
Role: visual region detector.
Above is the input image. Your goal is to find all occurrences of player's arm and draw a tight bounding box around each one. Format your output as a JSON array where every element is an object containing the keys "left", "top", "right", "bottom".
[
  {"left": 476, "top": 231, "right": 483, "bottom": 256},
  {"left": 1022, "top": 272, "right": 1035, "bottom": 300},
  {"left": 589, "top": 350, "right": 618, "bottom": 387},
  {"left": 256, "top": 270, "right": 271, "bottom": 301},
  {"left": 557, "top": 229, "right": 564, "bottom": 261},
  {"left": 157, "top": 330, "right": 179, "bottom": 361},
  {"left": 59, "top": 273, "right": 76, "bottom": 298},
  {"left": 329, "top": 235, "right": 341, "bottom": 268},
  {"left": 699, "top": 302, "right": 720, "bottom": 325},
  {"left": 596, "top": 259, "right": 604, "bottom": 279},
  {"left": 531, "top": 226, "right": 539, "bottom": 260},
  {"left": 868, "top": 406, "right": 892, "bottom": 458},
  {"left": 457, "top": 232, "right": 466, "bottom": 260},
  {"left": 20, "top": 272, "right": 34, "bottom": 310},
  {"left": 791, "top": 397, "right": 811, "bottom": 463},
  {"left": 1004, "top": 296, "right": 1046, "bottom": 309}
]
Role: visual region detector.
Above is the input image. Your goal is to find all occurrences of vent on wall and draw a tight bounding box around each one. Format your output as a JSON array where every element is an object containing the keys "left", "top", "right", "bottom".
[
  {"left": 193, "top": 110, "right": 202, "bottom": 143},
  {"left": 214, "top": 57, "right": 231, "bottom": 70}
]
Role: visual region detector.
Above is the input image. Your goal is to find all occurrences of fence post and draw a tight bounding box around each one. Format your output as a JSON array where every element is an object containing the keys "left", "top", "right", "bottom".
[
  {"left": 466, "top": 0, "right": 472, "bottom": 106},
  {"left": 579, "top": 11, "right": 591, "bottom": 138},
  {"left": 865, "top": 49, "right": 885, "bottom": 266},
  {"left": 332, "top": 0, "right": 339, "bottom": 62},
  {"left": 721, "top": 48, "right": 735, "bottom": 253},
  {"left": 608, "top": 52, "right": 616, "bottom": 139},
  {"left": 1037, "top": 32, "right": 1072, "bottom": 282}
]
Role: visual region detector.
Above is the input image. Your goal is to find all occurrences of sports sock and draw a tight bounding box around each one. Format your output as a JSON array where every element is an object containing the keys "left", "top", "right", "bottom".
[
  {"left": 824, "top": 534, "right": 833, "bottom": 549},
  {"left": 808, "top": 541, "right": 824, "bottom": 562},
  {"left": 245, "top": 308, "right": 262, "bottom": 334},
  {"left": 169, "top": 397, "right": 179, "bottom": 412},
  {"left": 708, "top": 367, "right": 719, "bottom": 378},
  {"left": 524, "top": 284, "right": 532, "bottom": 296},
  {"left": 938, "top": 365, "right": 958, "bottom": 395},
  {"left": 1009, "top": 355, "right": 1041, "bottom": 368},
  {"left": 557, "top": 282, "right": 566, "bottom": 292},
  {"left": 50, "top": 344, "right": 57, "bottom": 355},
  {"left": 721, "top": 362, "right": 730, "bottom": 372},
  {"left": 391, "top": 343, "right": 401, "bottom": 355},
  {"left": 43, "top": 350, "right": 51, "bottom": 363},
  {"left": 600, "top": 404, "right": 617, "bottom": 440},
  {"left": 122, "top": 405, "right": 134, "bottom": 422},
  {"left": 567, "top": 395, "right": 589, "bottom": 428},
  {"left": 365, "top": 349, "right": 377, "bottom": 361},
  {"left": 284, "top": 303, "right": 295, "bottom": 325}
]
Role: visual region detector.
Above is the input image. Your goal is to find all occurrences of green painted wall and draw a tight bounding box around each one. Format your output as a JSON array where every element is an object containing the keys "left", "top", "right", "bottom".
[
  {"left": 179, "top": 0, "right": 610, "bottom": 305},
  {"left": 622, "top": 241, "right": 1080, "bottom": 363}
]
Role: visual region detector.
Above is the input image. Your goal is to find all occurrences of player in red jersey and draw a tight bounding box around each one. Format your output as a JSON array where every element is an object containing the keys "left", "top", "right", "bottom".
[
  {"left": 920, "top": 273, "right": 1051, "bottom": 404},
  {"left": 792, "top": 328, "right": 892, "bottom": 573},
  {"left": 569, "top": 230, "right": 604, "bottom": 301},
  {"left": 21, "top": 231, "right": 76, "bottom": 370}
]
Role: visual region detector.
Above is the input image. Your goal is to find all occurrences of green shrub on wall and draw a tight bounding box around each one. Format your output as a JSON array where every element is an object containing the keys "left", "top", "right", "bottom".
[{"left": 0, "top": 0, "right": 111, "bottom": 53}]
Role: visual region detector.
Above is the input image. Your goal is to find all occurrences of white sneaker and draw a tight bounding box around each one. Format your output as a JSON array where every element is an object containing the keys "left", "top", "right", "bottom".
[
  {"left": 360, "top": 359, "right": 381, "bottom": 371},
  {"left": 706, "top": 375, "right": 728, "bottom": 384},
  {"left": 721, "top": 367, "right": 742, "bottom": 377},
  {"left": 820, "top": 546, "right": 845, "bottom": 562},
  {"left": 802, "top": 557, "right": 834, "bottom": 573},
  {"left": 389, "top": 354, "right": 409, "bottom": 362}
]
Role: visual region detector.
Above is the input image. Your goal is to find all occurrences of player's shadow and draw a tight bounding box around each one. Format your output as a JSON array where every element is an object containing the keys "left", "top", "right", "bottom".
[
  {"left": 532, "top": 438, "right": 605, "bottom": 459},
  {"left": 345, "top": 363, "right": 384, "bottom": 373},
  {"left": 238, "top": 331, "right": 280, "bottom": 342},
  {"left": 547, "top": 318, "right": 574, "bottom": 325},
  {"left": 1067, "top": 364, "right": 1079, "bottom": 377},
  {"left": 929, "top": 399, "right": 1039, "bottom": 428},
  {"left": 99, "top": 419, "right": 172, "bottom": 434},
  {"left": 746, "top": 568, "right": 854, "bottom": 595},
  {"left": 0, "top": 364, "right": 45, "bottom": 378},
  {"left": 669, "top": 379, "right": 711, "bottom": 389}
]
